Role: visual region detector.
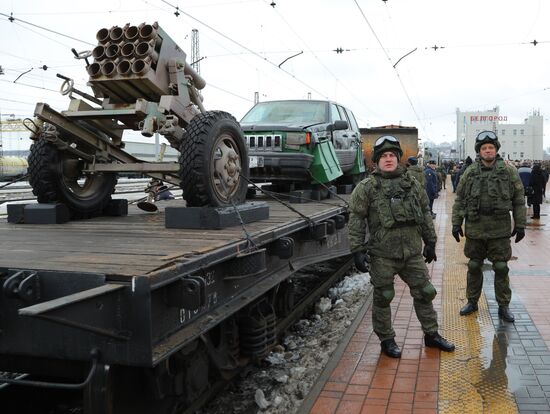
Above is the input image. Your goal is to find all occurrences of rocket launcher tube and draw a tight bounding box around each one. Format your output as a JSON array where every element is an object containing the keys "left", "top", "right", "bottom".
[
  {"left": 116, "top": 60, "right": 132, "bottom": 76},
  {"left": 131, "top": 59, "right": 151, "bottom": 76},
  {"left": 124, "top": 25, "right": 139, "bottom": 42},
  {"left": 109, "top": 26, "right": 124, "bottom": 44},
  {"left": 136, "top": 40, "right": 159, "bottom": 63},
  {"left": 96, "top": 28, "right": 109, "bottom": 44},
  {"left": 105, "top": 44, "right": 120, "bottom": 59},
  {"left": 101, "top": 61, "right": 117, "bottom": 77},
  {"left": 92, "top": 45, "right": 106, "bottom": 61},
  {"left": 121, "top": 42, "right": 136, "bottom": 58},
  {"left": 87, "top": 63, "right": 102, "bottom": 78},
  {"left": 139, "top": 24, "right": 159, "bottom": 42}
]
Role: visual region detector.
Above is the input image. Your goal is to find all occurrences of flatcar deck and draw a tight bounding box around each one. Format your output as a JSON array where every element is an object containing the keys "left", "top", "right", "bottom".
[{"left": 0, "top": 196, "right": 349, "bottom": 277}]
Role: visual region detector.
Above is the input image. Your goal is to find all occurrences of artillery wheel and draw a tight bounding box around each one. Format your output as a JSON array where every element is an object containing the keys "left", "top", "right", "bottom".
[
  {"left": 28, "top": 136, "right": 117, "bottom": 217},
  {"left": 179, "top": 111, "right": 249, "bottom": 207}
]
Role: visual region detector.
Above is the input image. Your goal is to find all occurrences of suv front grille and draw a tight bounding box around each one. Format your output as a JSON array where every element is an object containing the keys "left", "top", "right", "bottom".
[{"left": 244, "top": 134, "right": 283, "bottom": 152}]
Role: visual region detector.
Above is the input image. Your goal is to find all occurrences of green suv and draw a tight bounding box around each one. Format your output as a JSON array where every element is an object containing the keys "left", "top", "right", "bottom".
[{"left": 240, "top": 100, "right": 366, "bottom": 187}]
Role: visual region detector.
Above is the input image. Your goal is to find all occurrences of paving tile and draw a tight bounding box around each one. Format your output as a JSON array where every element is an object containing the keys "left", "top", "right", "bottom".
[
  {"left": 349, "top": 371, "right": 374, "bottom": 386},
  {"left": 386, "top": 402, "right": 413, "bottom": 412},
  {"left": 310, "top": 397, "right": 339, "bottom": 414},
  {"left": 335, "top": 400, "right": 362, "bottom": 414},
  {"left": 360, "top": 405, "right": 387, "bottom": 414},
  {"left": 389, "top": 392, "right": 414, "bottom": 403},
  {"left": 366, "top": 388, "right": 391, "bottom": 400},
  {"left": 415, "top": 376, "right": 439, "bottom": 392},
  {"left": 370, "top": 373, "right": 395, "bottom": 389},
  {"left": 392, "top": 377, "right": 416, "bottom": 393},
  {"left": 324, "top": 382, "right": 347, "bottom": 392},
  {"left": 320, "top": 390, "right": 343, "bottom": 399},
  {"left": 342, "top": 394, "right": 366, "bottom": 402},
  {"left": 345, "top": 384, "right": 369, "bottom": 395}
]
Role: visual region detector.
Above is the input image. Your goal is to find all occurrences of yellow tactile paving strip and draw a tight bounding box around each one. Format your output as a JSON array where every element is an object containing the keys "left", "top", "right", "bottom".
[{"left": 439, "top": 196, "right": 518, "bottom": 413}]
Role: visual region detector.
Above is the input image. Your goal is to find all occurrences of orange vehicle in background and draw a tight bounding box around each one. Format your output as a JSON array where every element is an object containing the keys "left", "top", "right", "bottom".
[{"left": 360, "top": 125, "right": 419, "bottom": 171}]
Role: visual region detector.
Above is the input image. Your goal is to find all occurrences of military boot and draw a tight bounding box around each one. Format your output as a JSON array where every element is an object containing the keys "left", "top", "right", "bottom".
[
  {"left": 459, "top": 301, "right": 478, "bottom": 316},
  {"left": 424, "top": 332, "right": 455, "bottom": 352},
  {"left": 380, "top": 339, "right": 402, "bottom": 358},
  {"left": 498, "top": 305, "right": 515, "bottom": 322}
]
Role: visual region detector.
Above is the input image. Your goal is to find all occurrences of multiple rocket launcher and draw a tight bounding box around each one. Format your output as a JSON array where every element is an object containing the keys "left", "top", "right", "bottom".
[{"left": 87, "top": 22, "right": 206, "bottom": 104}]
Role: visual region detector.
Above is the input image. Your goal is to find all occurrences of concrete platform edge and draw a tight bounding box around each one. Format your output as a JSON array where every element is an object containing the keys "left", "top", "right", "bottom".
[{"left": 298, "top": 285, "right": 374, "bottom": 414}]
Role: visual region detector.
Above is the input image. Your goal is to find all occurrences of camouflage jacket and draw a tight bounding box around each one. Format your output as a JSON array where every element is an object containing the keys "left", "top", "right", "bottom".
[
  {"left": 452, "top": 158, "right": 526, "bottom": 239},
  {"left": 349, "top": 166, "right": 436, "bottom": 260},
  {"left": 407, "top": 164, "right": 426, "bottom": 187}
]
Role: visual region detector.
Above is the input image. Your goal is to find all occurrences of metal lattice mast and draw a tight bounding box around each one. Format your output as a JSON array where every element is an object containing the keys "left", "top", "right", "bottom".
[{"left": 191, "top": 29, "right": 200, "bottom": 74}]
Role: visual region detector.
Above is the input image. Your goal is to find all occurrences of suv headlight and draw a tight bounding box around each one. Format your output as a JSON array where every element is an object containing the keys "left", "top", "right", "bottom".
[{"left": 286, "top": 132, "right": 311, "bottom": 145}]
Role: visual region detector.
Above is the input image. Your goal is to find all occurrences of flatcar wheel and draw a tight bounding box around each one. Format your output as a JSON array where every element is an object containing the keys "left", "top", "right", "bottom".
[
  {"left": 83, "top": 363, "right": 114, "bottom": 414},
  {"left": 83, "top": 363, "right": 180, "bottom": 414},
  {"left": 274, "top": 280, "right": 296, "bottom": 318}
]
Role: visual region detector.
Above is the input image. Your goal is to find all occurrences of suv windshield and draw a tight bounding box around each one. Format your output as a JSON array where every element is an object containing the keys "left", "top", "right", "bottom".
[{"left": 241, "top": 101, "right": 327, "bottom": 125}]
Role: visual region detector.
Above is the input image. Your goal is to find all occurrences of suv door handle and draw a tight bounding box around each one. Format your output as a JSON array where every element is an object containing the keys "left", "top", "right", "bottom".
[{"left": 343, "top": 134, "right": 349, "bottom": 138}]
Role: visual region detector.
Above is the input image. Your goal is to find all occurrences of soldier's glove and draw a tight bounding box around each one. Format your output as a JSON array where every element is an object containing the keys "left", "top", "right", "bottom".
[
  {"left": 423, "top": 243, "right": 437, "bottom": 263},
  {"left": 511, "top": 227, "right": 525, "bottom": 243},
  {"left": 452, "top": 225, "right": 464, "bottom": 243},
  {"left": 353, "top": 251, "right": 370, "bottom": 273}
]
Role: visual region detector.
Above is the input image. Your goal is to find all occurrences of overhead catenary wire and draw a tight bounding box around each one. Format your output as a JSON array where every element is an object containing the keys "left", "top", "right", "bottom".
[
  {"left": 269, "top": 5, "right": 382, "bottom": 120},
  {"left": 353, "top": 0, "right": 428, "bottom": 137},
  {"left": 159, "top": 0, "right": 331, "bottom": 99},
  {"left": 0, "top": 12, "right": 95, "bottom": 46}
]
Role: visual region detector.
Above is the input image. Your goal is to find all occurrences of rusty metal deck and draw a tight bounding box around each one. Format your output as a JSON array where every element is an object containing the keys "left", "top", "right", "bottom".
[{"left": 0, "top": 196, "right": 349, "bottom": 278}]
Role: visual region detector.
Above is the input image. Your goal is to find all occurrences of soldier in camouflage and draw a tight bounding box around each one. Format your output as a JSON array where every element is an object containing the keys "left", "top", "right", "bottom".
[
  {"left": 349, "top": 135, "right": 455, "bottom": 358},
  {"left": 452, "top": 130, "right": 526, "bottom": 322},
  {"left": 406, "top": 156, "right": 426, "bottom": 187}
]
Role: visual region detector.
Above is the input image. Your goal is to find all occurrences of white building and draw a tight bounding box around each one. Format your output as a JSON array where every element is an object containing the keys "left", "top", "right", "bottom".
[{"left": 456, "top": 106, "right": 543, "bottom": 161}]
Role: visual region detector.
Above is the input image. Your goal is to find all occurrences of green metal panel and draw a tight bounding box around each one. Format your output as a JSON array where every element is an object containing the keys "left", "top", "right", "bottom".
[
  {"left": 350, "top": 146, "right": 367, "bottom": 175},
  {"left": 309, "top": 139, "right": 343, "bottom": 184}
]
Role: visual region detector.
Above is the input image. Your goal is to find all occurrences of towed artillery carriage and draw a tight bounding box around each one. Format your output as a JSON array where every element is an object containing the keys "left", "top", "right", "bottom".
[{"left": 28, "top": 22, "right": 249, "bottom": 217}]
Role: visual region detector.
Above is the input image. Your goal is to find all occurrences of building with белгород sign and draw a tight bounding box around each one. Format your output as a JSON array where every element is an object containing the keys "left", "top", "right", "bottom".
[{"left": 456, "top": 106, "right": 543, "bottom": 161}]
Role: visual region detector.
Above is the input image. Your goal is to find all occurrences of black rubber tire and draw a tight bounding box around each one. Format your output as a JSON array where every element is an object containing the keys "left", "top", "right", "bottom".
[
  {"left": 179, "top": 111, "right": 249, "bottom": 207},
  {"left": 28, "top": 137, "right": 117, "bottom": 217}
]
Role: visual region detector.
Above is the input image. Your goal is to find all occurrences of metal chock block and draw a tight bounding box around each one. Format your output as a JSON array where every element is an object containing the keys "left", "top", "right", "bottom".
[
  {"left": 165, "top": 201, "right": 269, "bottom": 229},
  {"left": 22, "top": 203, "right": 70, "bottom": 224},
  {"left": 7, "top": 204, "right": 28, "bottom": 224}
]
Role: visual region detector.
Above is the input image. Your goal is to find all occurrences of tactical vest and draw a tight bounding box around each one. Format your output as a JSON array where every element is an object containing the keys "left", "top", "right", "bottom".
[
  {"left": 371, "top": 172, "right": 425, "bottom": 229},
  {"left": 461, "top": 160, "right": 514, "bottom": 221}
]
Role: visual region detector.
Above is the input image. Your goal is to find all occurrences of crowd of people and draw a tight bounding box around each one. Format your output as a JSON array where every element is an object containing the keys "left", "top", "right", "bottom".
[{"left": 349, "top": 130, "right": 547, "bottom": 359}]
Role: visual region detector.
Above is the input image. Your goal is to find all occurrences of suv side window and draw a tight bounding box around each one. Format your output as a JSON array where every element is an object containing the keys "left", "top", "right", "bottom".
[
  {"left": 336, "top": 106, "right": 350, "bottom": 127},
  {"left": 330, "top": 104, "right": 342, "bottom": 122},
  {"left": 345, "top": 108, "right": 360, "bottom": 132}
]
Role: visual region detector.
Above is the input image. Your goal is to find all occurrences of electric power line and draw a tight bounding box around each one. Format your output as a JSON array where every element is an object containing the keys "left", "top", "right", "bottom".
[
  {"left": 0, "top": 12, "right": 95, "bottom": 46},
  {"left": 159, "top": 0, "right": 330, "bottom": 99}
]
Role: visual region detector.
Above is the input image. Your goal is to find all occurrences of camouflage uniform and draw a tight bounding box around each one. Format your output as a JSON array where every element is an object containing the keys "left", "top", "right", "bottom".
[
  {"left": 407, "top": 164, "right": 426, "bottom": 187},
  {"left": 349, "top": 165, "right": 438, "bottom": 341},
  {"left": 452, "top": 157, "right": 526, "bottom": 305}
]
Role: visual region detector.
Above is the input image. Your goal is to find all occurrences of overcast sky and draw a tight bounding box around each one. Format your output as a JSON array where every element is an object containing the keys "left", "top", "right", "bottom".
[{"left": 1, "top": 0, "right": 550, "bottom": 151}]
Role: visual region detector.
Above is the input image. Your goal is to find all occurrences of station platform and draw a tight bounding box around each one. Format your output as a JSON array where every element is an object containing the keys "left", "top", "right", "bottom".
[{"left": 303, "top": 182, "right": 550, "bottom": 413}]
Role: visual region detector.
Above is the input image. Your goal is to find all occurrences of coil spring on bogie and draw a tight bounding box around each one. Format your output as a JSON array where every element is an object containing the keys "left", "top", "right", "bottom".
[{"left": 238, "top": 298, "right": 277, "bottom": 359}]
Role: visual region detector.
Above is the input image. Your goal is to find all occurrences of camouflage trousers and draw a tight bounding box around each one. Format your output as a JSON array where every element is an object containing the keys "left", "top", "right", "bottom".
[
  {"left": 463, "top": 237, "right": 512, "bottom": 305},
  {"left": 369, "top": 255, "right": 438, "bottom": 342}
]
